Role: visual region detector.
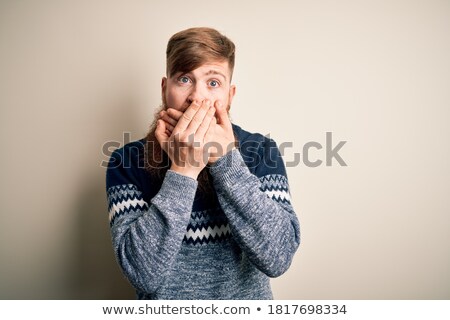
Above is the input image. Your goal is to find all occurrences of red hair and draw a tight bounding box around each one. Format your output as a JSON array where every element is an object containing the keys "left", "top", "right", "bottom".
[{"left": 166, "top": 27, "right": 235, "bottom": 80}]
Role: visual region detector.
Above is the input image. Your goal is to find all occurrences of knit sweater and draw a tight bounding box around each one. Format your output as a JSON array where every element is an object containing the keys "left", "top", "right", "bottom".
[{"left": 105, "top": 123, "right": 300, "bottom": 299}]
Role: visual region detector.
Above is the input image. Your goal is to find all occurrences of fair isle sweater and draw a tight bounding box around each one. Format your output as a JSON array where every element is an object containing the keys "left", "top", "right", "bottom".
[{"left": 105, "top": 123, "right": 300, "bottom": 300}]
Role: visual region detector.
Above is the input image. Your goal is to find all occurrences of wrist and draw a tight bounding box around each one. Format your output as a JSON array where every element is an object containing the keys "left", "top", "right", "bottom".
[
  {"left": 209, "top": 149, "right": 249, "bottom": 187},
  {"left": 208, "top": 145, "right": 236, "bottom": 164},
  {"left": 170, "top": 163, "right": 200, "bottom": 180}
]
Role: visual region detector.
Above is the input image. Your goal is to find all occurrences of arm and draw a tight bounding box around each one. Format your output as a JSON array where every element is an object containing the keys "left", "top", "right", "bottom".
[
  {"left": 106, "top": 149, "right": 197, "bottom": 294},
  {"left": 160, "top": 102, "right": 300, "bottom": 277},
  {"left": 106, "top": 100, "right": 216, "bottom": 294},
  {"left": 208, "top": 140, "right": 300, "bottom": 278}
]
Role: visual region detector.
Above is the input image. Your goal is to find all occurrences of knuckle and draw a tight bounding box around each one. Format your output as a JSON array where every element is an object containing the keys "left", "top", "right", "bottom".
[
  {"left": 173, "top": 133, "right": 183, "bottom": 142},
  {"left": 182, "top": 114, "right": 192, "bottom": 121},
  {"left": 178, "top": 133, "right": 187, "bottom": 141},
  {"left": 193, "top": 117, "right": 202, "bottom": 125}
]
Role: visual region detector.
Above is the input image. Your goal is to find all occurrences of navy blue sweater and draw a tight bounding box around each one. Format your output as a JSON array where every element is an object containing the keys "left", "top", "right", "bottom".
[{"left": 106, "top": 123, "right": 300, "bottom": 299}]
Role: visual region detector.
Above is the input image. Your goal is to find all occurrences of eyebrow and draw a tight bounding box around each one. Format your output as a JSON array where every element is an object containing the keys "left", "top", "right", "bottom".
[{"left": 203, "top": 70, "right": 227, "bottom": 81}]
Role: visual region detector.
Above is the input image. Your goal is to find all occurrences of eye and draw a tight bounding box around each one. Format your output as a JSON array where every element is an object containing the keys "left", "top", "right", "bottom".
[
  {"left": 178, "top": 76, "right": 191, "bottom": 84},
  {"left": 208, "top": 80, "right": 220, "bottom": 87}
]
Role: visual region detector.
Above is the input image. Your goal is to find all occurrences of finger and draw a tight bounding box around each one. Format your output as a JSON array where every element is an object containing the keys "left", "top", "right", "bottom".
[
  {"left": 165, "top": 122, "right": 174, "bottom": 133},
  {"left": 166, "top": 108, "right": 183, "bottom": 121},
  {"left": 155, "top": 120, "right": 169, "bottom": 147},
  {"left": 184, "top": 100, "right": 211, "bottom": 135},
  {"left": 160, "top": 118, "right": 175, "bottom": 133},
  {"left": 214, "top": 100, "right": 232, "bottom": 129},
  {"left": 172, "top": 101, "right": 201, "bottom": 134},
  {"left": 159, "top": 111, "right": 177, "bottom": 127},
  {"left": 204, "top": 113, "right": 217, "bottom": 143},
  {"left": 195, "top": 106, "right": 216, "bottom": 139}
]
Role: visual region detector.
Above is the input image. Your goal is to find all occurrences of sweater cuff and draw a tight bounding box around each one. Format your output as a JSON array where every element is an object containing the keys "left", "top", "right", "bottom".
[
  {"left": 156, "top": 170, "right": 198, "bottom": 209},
  {"left": 209, "top": 149, "right": 251, "bottom": 188}
]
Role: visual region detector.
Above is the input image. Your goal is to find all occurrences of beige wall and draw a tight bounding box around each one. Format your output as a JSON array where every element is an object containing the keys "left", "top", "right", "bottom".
[{"left": 1, "top": 0, "right": 449, "bottom": 299}]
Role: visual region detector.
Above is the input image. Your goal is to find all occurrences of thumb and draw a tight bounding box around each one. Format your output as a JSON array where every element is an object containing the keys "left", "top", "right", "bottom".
[
  {"left": 214, "top": 100, "right": 231, "bottom": 127},
  {"left": 154, "top": 119, "right": 169, "bottom": 146}
]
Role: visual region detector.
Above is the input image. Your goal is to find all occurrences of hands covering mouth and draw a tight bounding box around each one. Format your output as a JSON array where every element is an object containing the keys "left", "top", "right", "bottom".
[{"left": 155, "top": 99, "right": 236, "bottom": 179}]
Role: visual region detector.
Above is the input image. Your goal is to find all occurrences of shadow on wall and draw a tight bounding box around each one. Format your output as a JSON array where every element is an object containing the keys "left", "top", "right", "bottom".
[
  {"left": 69, "top": 69, "right": 157, "bottom": 300},
  {"left": 70, "top": 92, "right": 149, "bottom": 299},
  {"left": 72, "top": 171, "right": 135, "bottom": 299}
]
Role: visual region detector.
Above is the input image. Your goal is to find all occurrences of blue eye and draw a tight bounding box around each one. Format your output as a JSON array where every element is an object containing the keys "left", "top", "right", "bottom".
[
  {"left": 209, "top": 80, "right": 219, "bottom": 87},
  {"left": 179, "top": 76, "right": 190, "bottom": 84}
]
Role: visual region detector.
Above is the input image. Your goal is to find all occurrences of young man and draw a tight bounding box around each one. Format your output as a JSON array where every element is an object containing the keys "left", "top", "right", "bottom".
[{"left": 106, "top": 27, "right": 300, "bottom": 299}]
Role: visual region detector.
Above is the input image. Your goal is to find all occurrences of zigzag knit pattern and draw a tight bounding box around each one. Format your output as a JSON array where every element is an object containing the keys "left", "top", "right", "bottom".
[
  {"left": 259, "top": 174, "right": 291, "bottom": 204},
  {"left": 183, "top": 209, "right": 231, "bottom": 245},
  {"left": 107, "top": 184, "right": 149, "bottom": 226},
  {"left": 182, "top": 174, "right": 292, "bottom": 246},
  {"left": 107, "top": 174, "right": 292, "bottom": 243}
]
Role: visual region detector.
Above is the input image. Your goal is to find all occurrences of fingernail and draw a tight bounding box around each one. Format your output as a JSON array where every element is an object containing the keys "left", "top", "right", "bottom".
[
  {"left": 205, "top": 100, "right": 210, "bottom": 107},
  {"left": 216, "top": 101, "right": 222, "bottom": 108}
]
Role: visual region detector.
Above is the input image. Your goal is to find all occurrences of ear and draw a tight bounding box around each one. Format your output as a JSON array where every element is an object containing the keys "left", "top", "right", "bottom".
[
  {"left": 227, "top": 85, "right": 236, "bottom": 112},
  {"left": 161, "top": 77, "right": 167, "bottom": 107}
]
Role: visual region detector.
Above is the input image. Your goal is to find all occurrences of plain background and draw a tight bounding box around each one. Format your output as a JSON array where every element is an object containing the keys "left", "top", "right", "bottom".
[{"left": 0, "top": 0, "right": 449, "bottom": 299}]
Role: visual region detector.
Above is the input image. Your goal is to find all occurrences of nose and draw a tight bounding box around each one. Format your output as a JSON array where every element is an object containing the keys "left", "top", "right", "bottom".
[{"left": 186, "top": 84, "right": 206, "bottom": 105}]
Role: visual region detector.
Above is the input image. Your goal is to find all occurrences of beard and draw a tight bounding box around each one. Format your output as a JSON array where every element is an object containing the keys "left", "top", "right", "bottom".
[{"left": 143, "top": 104, "right": 236, "bottom": 205}]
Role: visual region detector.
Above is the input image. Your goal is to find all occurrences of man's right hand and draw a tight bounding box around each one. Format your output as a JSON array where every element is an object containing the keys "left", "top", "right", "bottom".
[{"left": 155, "top": 100, "right": 216, "bottom": 180}]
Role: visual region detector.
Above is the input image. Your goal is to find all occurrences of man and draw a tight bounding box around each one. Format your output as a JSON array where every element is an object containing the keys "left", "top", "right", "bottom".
[{"left": 106, "top": 27, "right": 300, "bottom": 299}]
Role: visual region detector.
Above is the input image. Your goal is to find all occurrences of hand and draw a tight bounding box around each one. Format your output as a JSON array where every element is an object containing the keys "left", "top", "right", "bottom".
[
  {"left": 155, "top": 100, "right": 216, "bottom": 179},
  {"left": 158, "top": 108, "right": 195, "bottom": 136},
  {"left": 158, "top": 109, "right": 178, "bottom": 137},
  {"left": 207, "top": 100, "right": 236, "bottom": 163},
  {"left": 159, "top": 101, "right": 235, "bottom": 164}
]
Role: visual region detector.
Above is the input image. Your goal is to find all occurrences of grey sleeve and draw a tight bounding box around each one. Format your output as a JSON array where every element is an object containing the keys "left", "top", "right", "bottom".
[
  {"left": 209, "top": 149, "right": 301, "bottom": 277},
  {"left": 108, "top": 170, "right": 197, "bottom": 294}
]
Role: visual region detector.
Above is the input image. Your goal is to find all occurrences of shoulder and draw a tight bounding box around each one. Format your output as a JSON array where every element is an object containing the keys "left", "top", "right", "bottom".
[
  {"left": 232, "top": 123, "right": 269, "bottom": 146},
  {"left": 108, "top": 139, "right": 146, "bottom": 168},
  {"left": 106, "top": 138, "right": 147, "bottom": 189},
  {"left": 232, "top": 123, "right": 285, "bottom": 176}
]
